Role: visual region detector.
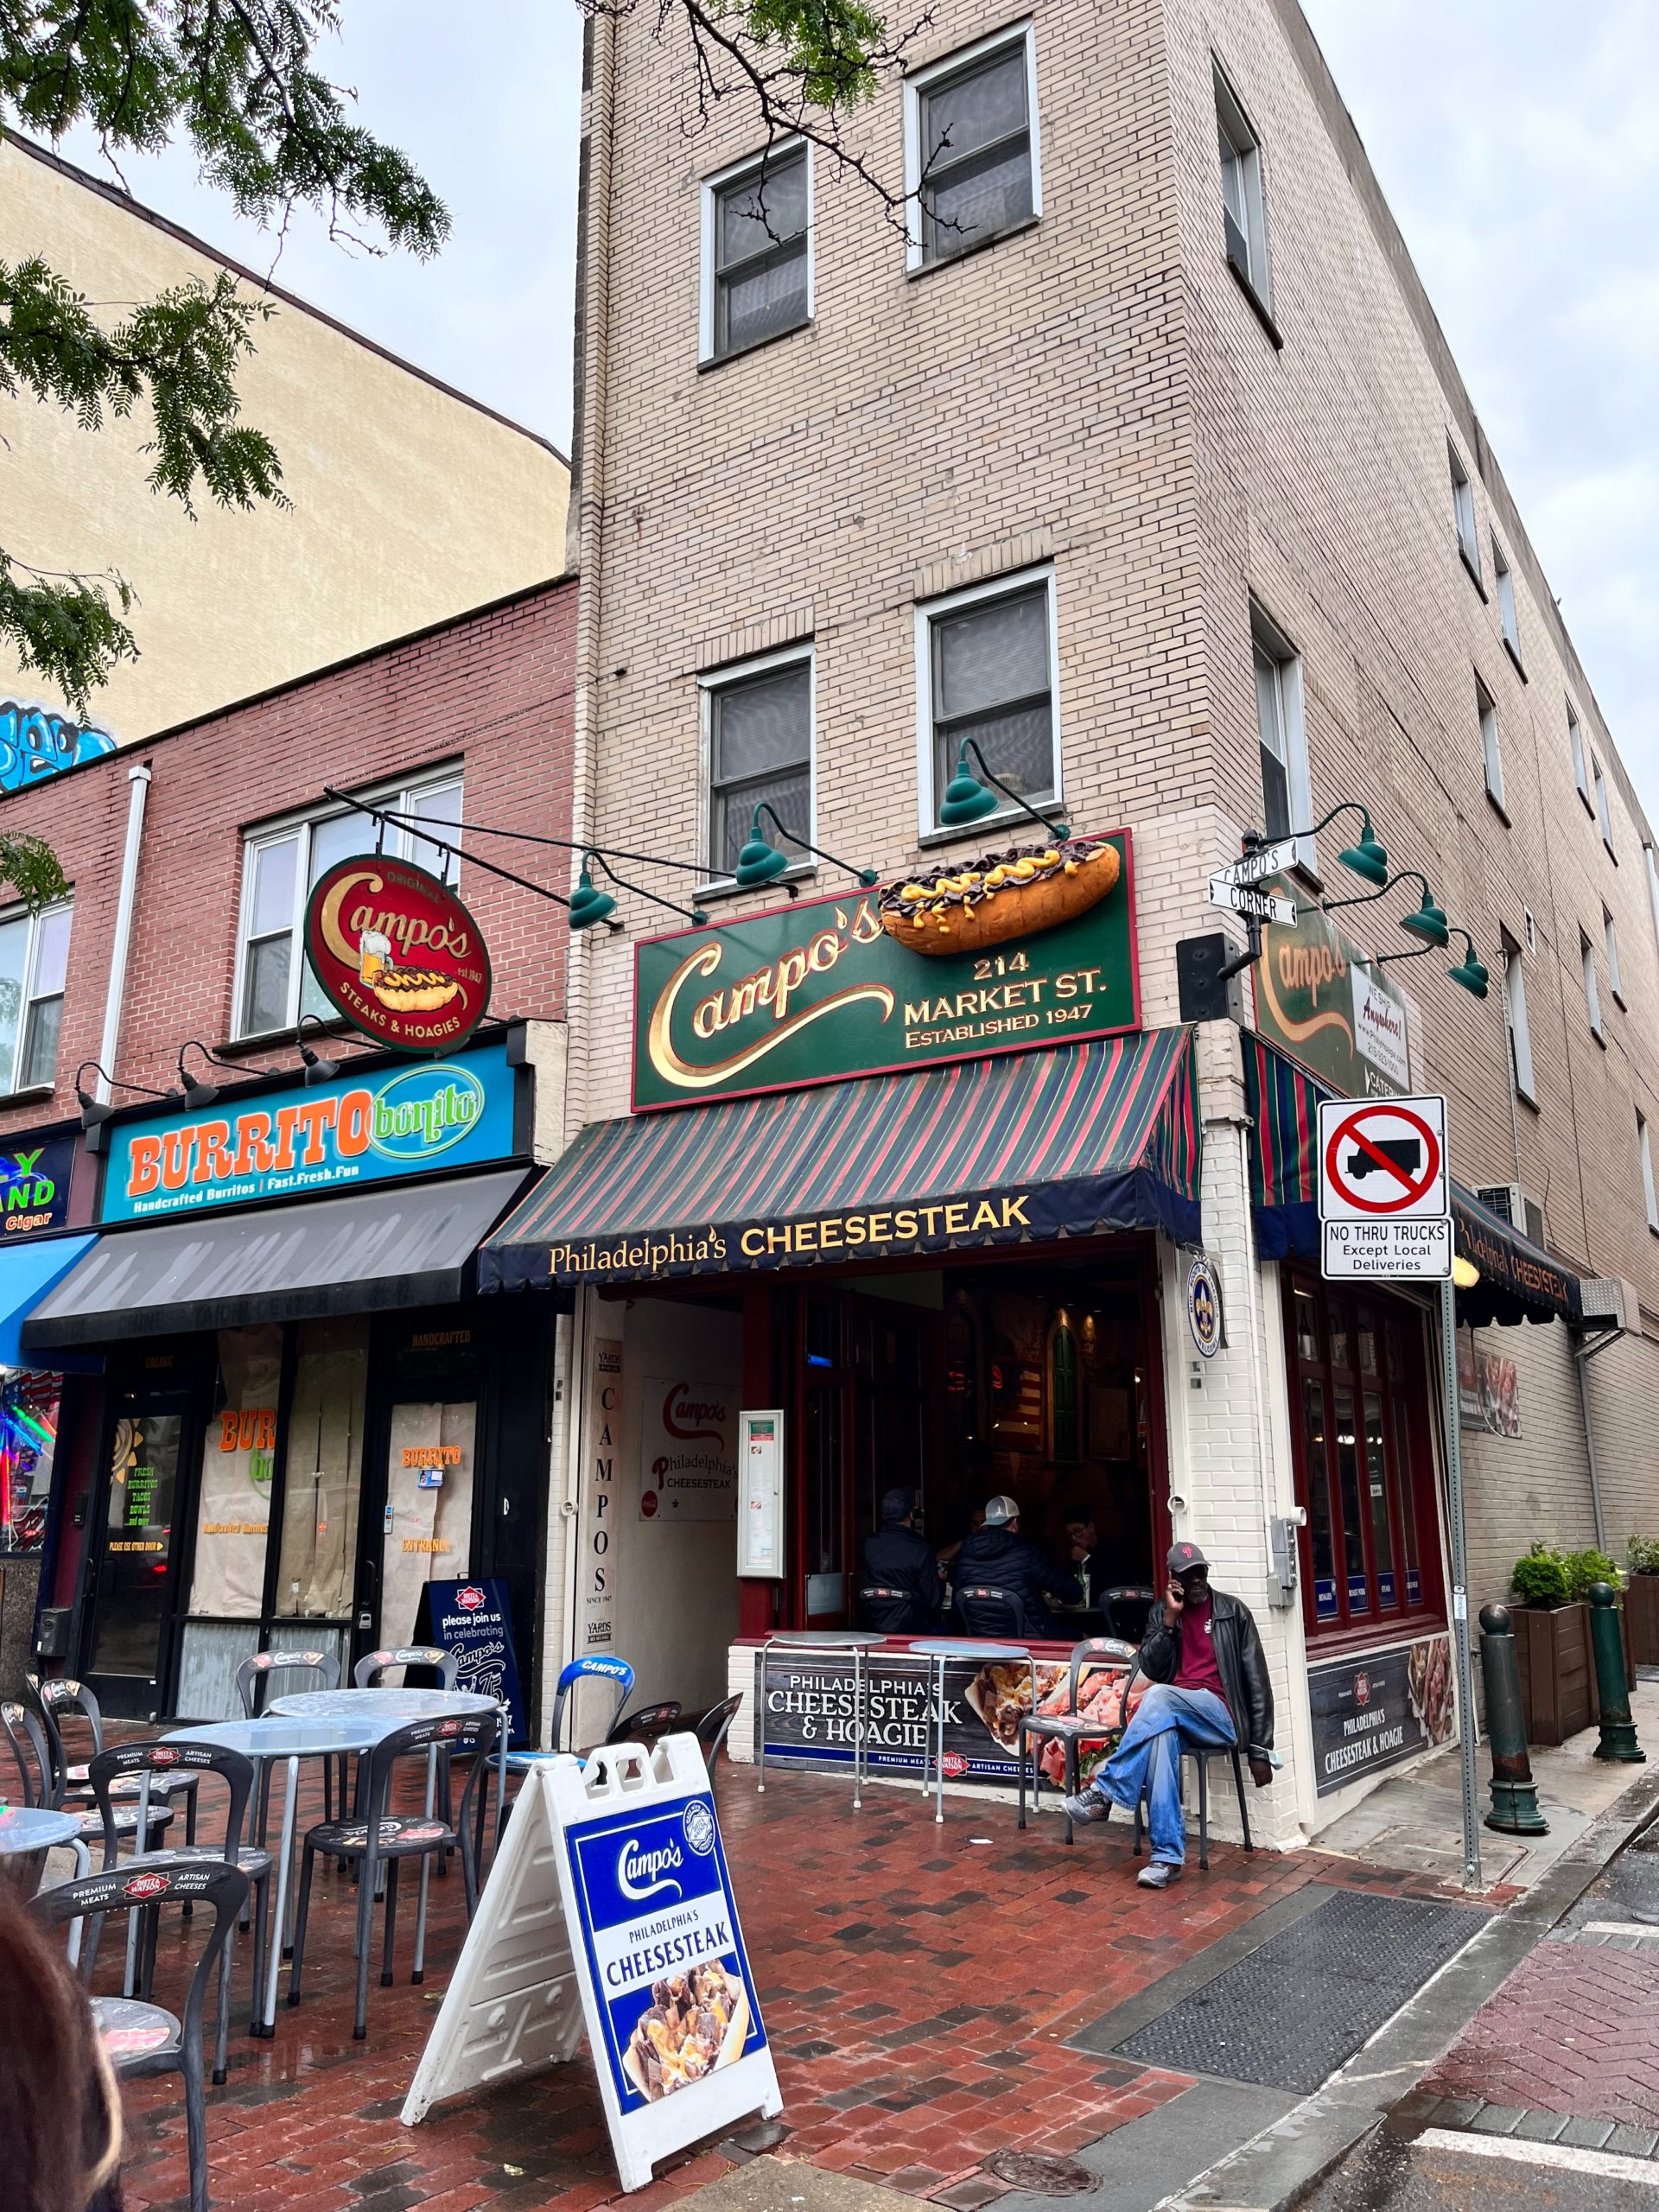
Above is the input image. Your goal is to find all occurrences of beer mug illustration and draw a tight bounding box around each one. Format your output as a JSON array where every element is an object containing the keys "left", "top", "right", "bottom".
[{"left": 359, "top": 925, "right": 391, "bottom": 984}]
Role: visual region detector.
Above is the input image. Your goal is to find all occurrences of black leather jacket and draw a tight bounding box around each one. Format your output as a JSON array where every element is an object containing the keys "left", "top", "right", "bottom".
[
  {"left": 1137, "top": 1588, "right": 1274, "bottom": 1757},
  {"left": 951, "top": 1527, "right": 1083, "bottom": 1637}
]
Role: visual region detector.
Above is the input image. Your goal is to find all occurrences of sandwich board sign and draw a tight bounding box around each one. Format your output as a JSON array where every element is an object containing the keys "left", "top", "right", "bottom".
[
  {"left": 403, "top": 1734, "right": 780, "bottom": 2190},
  {"left": 1318, "top": 1093, "right": 1452, "bottom": 1281}
]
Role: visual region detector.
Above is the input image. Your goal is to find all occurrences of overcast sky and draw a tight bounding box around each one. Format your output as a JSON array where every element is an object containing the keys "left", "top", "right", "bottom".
[{"left": 53, "top": 2, "right": 1658, "bottom": 810}]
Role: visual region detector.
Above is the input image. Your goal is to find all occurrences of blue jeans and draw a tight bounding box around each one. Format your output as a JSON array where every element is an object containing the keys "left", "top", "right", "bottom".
[{"left": 1090, "top": 1684, "right": 1236, "bottom": 1866}]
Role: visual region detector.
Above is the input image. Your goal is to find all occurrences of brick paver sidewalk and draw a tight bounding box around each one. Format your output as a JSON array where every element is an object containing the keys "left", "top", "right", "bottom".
[{"left": 109, "top": 1763, "right": 1464, "bottom": 2211}]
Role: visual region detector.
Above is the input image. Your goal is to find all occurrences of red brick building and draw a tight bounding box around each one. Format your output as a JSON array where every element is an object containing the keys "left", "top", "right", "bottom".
[{"left": 0, "top": 576, "right": 576, "bottom": 1719}]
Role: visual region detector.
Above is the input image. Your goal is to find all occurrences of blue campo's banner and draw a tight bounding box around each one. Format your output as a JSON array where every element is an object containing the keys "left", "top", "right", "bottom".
[
  {"left": 419, "top": 1576, "right": 528, "bottom": 1743},
  {"left": 99, "top": 1040, "right": 518, "bottom": 1224},
  {"left": 562, "top": 1787, "right": 767, "bottom": 2113}
]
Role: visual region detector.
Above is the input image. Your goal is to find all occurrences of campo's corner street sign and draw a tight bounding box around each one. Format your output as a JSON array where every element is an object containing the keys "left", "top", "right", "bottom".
[
  {"left": 632, "top": 831, "right": 1137, "bottom": 1111},
  {"left": 100, "top": 1041, "right": 518, "bottom": 1224},
  {"left": 305, "top": 855, "right": 492, "bottom": 1053},
  {"left": 1253, "top": 874, "right": 1409, "bottom": 1099}
]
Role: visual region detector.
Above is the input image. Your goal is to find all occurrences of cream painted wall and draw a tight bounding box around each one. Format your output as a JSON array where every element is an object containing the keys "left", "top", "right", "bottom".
[
  {"left": 609, "top": 1297, "right": 744, "bottom": 1721},
  {"left": 0, "top": 134, "right": 568, "bottom": 743}
]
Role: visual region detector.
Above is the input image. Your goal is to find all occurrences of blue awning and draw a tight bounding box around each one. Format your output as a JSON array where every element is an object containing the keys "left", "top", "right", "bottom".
[{"left": 0, "top": 1234, "right": 99, "bottom": 1370}]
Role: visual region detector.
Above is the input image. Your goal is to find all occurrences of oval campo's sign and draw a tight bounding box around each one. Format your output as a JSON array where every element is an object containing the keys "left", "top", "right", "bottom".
[{"left": 304, "top": 854, "right": 492, "bottom": 1052}]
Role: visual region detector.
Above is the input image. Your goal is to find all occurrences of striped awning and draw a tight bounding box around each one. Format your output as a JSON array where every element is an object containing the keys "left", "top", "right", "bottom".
[
  {"left": 1243, "top": 1033, "right": 1580, "bottom": 1324},
  {"left": 481, "top": 1028, "right": 1200, "bottom": 1288}
]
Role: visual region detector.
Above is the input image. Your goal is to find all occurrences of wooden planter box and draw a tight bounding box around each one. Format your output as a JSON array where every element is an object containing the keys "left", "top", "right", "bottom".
[
  {"left": 1514, "top": 1595, "right": 1637, "bottom": 1745},
  {"left": 1627, "top": 1574, "right": 1659, "bottom": 1667}
]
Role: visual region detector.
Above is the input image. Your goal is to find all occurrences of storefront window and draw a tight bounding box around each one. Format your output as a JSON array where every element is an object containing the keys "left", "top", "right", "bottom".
[
  {"left": 188, "top": 1327, "right": 282, "bottom": 1618},
  {"left": 1287, "top": 1272, "right": 1440, "bottom": 1637},
  {"left": 276, "top": 1318, "right": 368, "bottom": 1618},
  {"left": 380, "top": 1397, "right": 476, "bottom": 1644},
  {"left": 1050, "top": 1320, "right": 1080, "bottom": 1462},
  {"left": 0, "top": 1373, "right": 59, "bottom": 1553},
  {"left": 89, "top": 1409, "right": 182, "bottom": 1681}
]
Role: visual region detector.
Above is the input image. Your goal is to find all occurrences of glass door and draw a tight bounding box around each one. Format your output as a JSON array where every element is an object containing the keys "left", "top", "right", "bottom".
[
  {"left": 84, "top": 1389, "right": 194, "bottom": 1717},
  {"left": 800, "top": 1293, "right": 850, "bottom": 1625},
  {"left": 377, "top": 1399, "right": 478, "bottom": 1645}
]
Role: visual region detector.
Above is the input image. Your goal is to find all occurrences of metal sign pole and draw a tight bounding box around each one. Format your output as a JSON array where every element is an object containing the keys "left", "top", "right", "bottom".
[{"left": 1439, "top": 1278, "right": 1481, "bottom": 1891}]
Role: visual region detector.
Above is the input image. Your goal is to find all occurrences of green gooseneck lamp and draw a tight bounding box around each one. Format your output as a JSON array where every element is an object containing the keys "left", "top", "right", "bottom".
[
  {"left": 937, "top": 737, "right": 1069, "bottom": 841},
  {"left": 732, "top": 802, "right": 879, "bottom": 892}
]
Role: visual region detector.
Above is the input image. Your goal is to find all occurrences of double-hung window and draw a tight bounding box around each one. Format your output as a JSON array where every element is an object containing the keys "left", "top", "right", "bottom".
[
  {"left": 1582, "top": 931, "right": 1605, "bottom": 1041},
  {"left": 906, "top": 27, "right": 1039, "bottom": 271},
  {"left": 919, "top": 569, "right": 1058, "bottom": 834},
  {"left": 0, "top": 901, "right": 71, "bottom": 1093},
  {"left": 1214, "top": 62, "right": 1270, "bottom": 307},
  {"left": 702, "top": 144, "right": 810, "bottom": 363},
  {"left": 1501, "top": 931, "right": 1535, "bottom": 1106},
  {"left": 1641, "top": 1113, "right": 1658, "bottom": 1235},
  {"left": 1569, "top": 703, "right": 1589, "bottom": 808},
  {"left": 1251, "top": 605, "right": 1313, "bottom": 865},
  {"left": 1594, "top": 759, "right": 1615, "bottom": 856},
  {"left": 702, "top": 651, "right": 813, "bottom": 883},
  {"left": 1493, "top": 540, "right": 1522, "bottom": 672},
  {"left": 234, "top": 771, "right": 463, "bottom": 1039},
  {"left": 1449, "top": 443, "right": 1481, "bottom": 582},
  {"left": 1478, "top": 677, "right": 1504, "bottom": 811},
  {"left": 1605, "top": 906, "right": 1624, "bottom": 1006}
]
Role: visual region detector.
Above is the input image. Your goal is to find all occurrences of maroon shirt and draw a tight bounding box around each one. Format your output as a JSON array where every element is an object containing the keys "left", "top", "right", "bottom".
[{"left": 1173, "top": 1593, "right": 1229, "bottom": 1708}]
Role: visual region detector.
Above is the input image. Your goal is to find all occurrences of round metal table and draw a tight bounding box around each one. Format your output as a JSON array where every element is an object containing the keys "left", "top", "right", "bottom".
[
  {"left": 0, "top": 1802, "right": 85, "bottom": 1896},
  {"left": 908, "top": 1639, "right": 1034, "bottom": 1822},
  {"left": 757, "top": 1630, "right": 890, "bottom": 1809}
]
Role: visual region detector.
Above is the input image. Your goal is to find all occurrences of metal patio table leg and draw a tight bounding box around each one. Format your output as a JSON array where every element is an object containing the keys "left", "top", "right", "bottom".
[
  {"left": 257, "top": 1754, "right": 300, "bottom": 2036},
  {"left": 757, "top": 1641, "right": 768, "bottom": 1794},
  {"left": 853, "top": 1644, "right": 864, "bottom": 1811},
  {"left": 934, "top": 1654, "right": 947, "bottom": 1824}
]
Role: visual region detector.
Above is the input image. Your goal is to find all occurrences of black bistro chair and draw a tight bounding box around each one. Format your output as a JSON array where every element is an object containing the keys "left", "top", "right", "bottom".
[
  {"left": 41, "top": 1675, "right": 202, "bottom": 1843},
  {"left": 1131, "top": 1733, "right": 1255, "bottom": 1871},
  {"left": 288, "top": 1710, "right": 499, "bottom": 2040},
  {"left": 605, "top": 1698, "right": 683, "bottom": 1745},
  {"left": 696, "top": 1692, "right": 744, "bottom": 1769},
  {"left": 353, "top": 1644, "right": 460, "bottom": 1690},
  {"left": 858, "top": 1584, "right": 925, "bottom": 1634},
  {"left": 1016, "top": 1637, "right": 1137, "bottom": 1842},
  {"left": 1, "top": 1700, "right": 174, "bottom": 1856},
  {"left": 953, "top": 1583, "right": 1030, "bottom": 1639},
  {"left": 235, "top": 1646, "right": 344, "bottom": 1834},
  {"left": 37, "top": 1854, "right": 249, "bottom": 2212},
  {"left": 1099, "top": 1586, "right": 1160, "bottom": 1643}
]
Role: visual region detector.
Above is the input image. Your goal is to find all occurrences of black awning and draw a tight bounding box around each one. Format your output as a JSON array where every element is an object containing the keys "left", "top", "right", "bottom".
[{"left": 21, "top": 1169, "right": 533, "bottom": 1349}]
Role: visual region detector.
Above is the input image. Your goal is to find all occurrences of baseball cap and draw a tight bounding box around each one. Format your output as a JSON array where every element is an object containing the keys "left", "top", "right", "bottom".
[
  {"left": 880, "top": 1486, "right": 915, "bottom": 1524},
  {"left": 1167, "top": 1540, "right": 1210, "bottom": 1573},
  {"left": 983, "top": 1494, "right": 1020, "bottom": 1527}
]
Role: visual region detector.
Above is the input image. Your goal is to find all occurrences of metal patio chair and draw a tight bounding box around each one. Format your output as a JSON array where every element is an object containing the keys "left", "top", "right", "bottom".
[
  {"left": 953, "top": 1583, "right": 1030, "bottom": 1638},
  {"left": 1016, "top": 1636, "right": 1137, "bottom": 1842},
  {"left": 696, "top": 1692, "right": 744, "bottom": 1768}
]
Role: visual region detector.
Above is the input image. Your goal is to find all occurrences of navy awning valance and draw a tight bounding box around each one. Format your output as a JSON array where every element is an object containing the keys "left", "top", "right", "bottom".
[
  {"left": 1243, "top": 1033, "right": 1580, "bottom": 1325},
  {"left": 481, "top": 1028, "right": 1202, "bottom": 1289}
]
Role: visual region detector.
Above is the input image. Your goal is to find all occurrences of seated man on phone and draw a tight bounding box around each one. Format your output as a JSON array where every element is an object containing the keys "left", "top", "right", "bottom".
[{"left": 1064, "top": 1541, "right": 1274, "bottom": 1889}]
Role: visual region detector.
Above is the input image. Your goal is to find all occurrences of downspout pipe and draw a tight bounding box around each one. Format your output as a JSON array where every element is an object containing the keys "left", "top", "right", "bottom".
[{"left": 96, "top": 763, "right": 151, "bottom": 1101}]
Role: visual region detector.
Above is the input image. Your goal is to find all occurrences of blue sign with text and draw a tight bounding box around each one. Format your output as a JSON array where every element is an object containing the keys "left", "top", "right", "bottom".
[
  {"left": 562, "top": 1789, "right": 767, "bottom": 2111},
  {"left": 421, "top": 1576, "right": 528, "bottom": 1743},
  {"left": 99, "top": 1041, "right": 518, "bottom": 1223}
]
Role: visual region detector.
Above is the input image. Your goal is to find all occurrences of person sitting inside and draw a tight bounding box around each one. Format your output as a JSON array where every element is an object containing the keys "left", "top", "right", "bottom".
[
  {"left": 859, "top": 1486, "right": 942, "bottom": 1629},
  {"left": 1063, "top": 1539, "right": 1274, "bottom": 1889},
  {"left": 1064, "top": 1511, "right": 1098, "bottom": 1593},
  {"left": 951, "top": 1495, "right": 1084, "bottom": 1638}
]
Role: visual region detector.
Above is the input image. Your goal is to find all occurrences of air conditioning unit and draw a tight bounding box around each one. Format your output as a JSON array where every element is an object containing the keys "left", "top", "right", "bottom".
[
  {"left": 1580, "top": 1277, "right": 1640, "bottom": 1332},
  {"left": 1478, "top": 1182, "right": 1548, "bottom": 1250}
]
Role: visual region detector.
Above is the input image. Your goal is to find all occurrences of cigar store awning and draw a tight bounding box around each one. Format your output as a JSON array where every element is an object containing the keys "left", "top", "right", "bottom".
[
  {"left": 1243, "top": 1034, "right": 1580, "bottom": 1325},
  {"left": 480, "top": 1027, "right": 1201, "bottom": 1289},
  {"left": 21, "top": 1169, "right": 531, "bottom": 1351}
]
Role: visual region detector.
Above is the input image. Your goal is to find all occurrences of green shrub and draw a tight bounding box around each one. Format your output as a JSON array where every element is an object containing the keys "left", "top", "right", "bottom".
[
  {"left": 1563, "top": 1548, "right": 1621, "bottom": 1599},
  {"left": 1628, "top": 1535, "right": 1659, "bottom": 1575},
  {"left": 1511, "top": 1543, "right": 1570, "bottom": 1608}
]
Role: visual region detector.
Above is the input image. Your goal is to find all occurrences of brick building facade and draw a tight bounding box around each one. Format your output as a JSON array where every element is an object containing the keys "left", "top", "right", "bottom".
[{"left": 519, "top": 0, "right": 1659, "bottom": 1841}]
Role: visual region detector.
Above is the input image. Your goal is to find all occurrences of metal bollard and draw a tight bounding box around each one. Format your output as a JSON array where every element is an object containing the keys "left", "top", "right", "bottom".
[
  {"left": 1478, "top": 1604, "right": 1548, "bottom": 1834},
  {"left": 1588, "top": 1583, "right": 1644, "bottom": 1764}
]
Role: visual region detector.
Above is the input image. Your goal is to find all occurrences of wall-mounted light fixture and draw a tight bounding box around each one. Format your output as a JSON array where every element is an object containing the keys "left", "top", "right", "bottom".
[{"left": 73, "top": 1060, "right": 179, "bottom": 1133}]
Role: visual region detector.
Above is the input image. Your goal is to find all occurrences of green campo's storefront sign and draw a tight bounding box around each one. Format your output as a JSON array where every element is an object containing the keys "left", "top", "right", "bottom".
[
  {"left": 1253, "top": 873, "right": 1408, "bottom": 1100},
  {"left": 632, "top": 832, "right": 1138, "bottom": 1111}
]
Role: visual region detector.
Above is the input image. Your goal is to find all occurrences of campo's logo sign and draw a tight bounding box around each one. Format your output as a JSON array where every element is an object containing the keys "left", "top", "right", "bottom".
[
  {"left": 305, "top": 854, "right": 492, "bottom": 1052},
  {"left": 1254, "top": 874, "right": 1408, "bottom": 1099},
  {"left": 632, "top": 830, "right": 1138, "bottom": 1111}
]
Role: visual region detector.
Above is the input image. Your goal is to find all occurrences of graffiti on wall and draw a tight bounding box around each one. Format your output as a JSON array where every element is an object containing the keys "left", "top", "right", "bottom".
[{"left": 0, "top": 699, "right": 118, "bottom": 792}]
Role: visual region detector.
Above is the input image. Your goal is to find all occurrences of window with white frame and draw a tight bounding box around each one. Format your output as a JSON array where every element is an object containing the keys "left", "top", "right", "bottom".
[
  {"left": 1449, "top": 443, "right": 1481, "bottom": 581},
  {"left": 1250, "top": 604, "right": 1313, "bottom": 862},
  {"left": 1605, "top": 905, "right": 1624, "bottom": 1004},
  {"left": 702, "top": 651, "right": 812, "bottom": 882},
  {"left": 1478, "top": 678, "right": 1504, "bottom": 811},
  {"left": 234, "top": 772, "right": 462, "bottom": 1039},
  {"left": 701, "top": 143, "right": 810, "bottom": 364},
  {"left": 906, "top": 26, "right": 1039, "bottom": 271},
  {"left": 1569, "top": 702, "right": 1589, "bottom": 806},
  {"left": 919, "top": 570, "right": 1057, "bottom": 832},
  {"left": 0, "top": 901, "right": 71, "bottom": 1094},
  {"left": 1641, "top": 1112, "right": 1659, "bottom": 1234},
  {"left": 1582, "top": 931, "right": 1605, "bottom": 1040},
  {"left": 1214, "top": 61, "right": 1270, "bottom": 305},
  {"left": 1500, "top": 930, "right": 1535, "bottom": 1106},
  {"left": 1594, "top": 759, "right": 1615, "bottom": 855},
  {"left": 1493, "top": 540, "right": 1522, "bottom": 669}
]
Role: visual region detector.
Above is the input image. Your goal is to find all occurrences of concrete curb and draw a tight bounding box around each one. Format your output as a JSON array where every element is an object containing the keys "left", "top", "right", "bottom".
[{"left": 1151, "top": 1761, "right": 1659, "bottom": 2212}]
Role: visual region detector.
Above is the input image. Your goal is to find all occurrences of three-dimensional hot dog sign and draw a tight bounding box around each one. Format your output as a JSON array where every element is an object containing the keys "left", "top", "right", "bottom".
[
  {"left": 304, "top": 855, "right": 492, "bottom": 1052},
  {"left": 632, "top": 829, "right": 1138, "bottom": 1110}
]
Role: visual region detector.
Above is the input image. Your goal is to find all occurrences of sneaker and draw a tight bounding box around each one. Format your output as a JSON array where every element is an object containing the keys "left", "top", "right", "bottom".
[
  {"left": 1062, "top": 1789, "right": 1110, "bottom": 1826},
  {"left": 1136, "top": 1861, "right": 1182, "bottom": 1890}
]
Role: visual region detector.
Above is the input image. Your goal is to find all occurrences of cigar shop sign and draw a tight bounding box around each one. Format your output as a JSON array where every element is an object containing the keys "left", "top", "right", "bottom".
[
  {"left": 305, "top": 855, "right": 492, "bottom": 1052},
  {"left": 632, "top": 830, "right": 1137, "bottom": 1111},
  {"left": 98, "top": 1040, "right": 518, "bottom": 1224}
]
